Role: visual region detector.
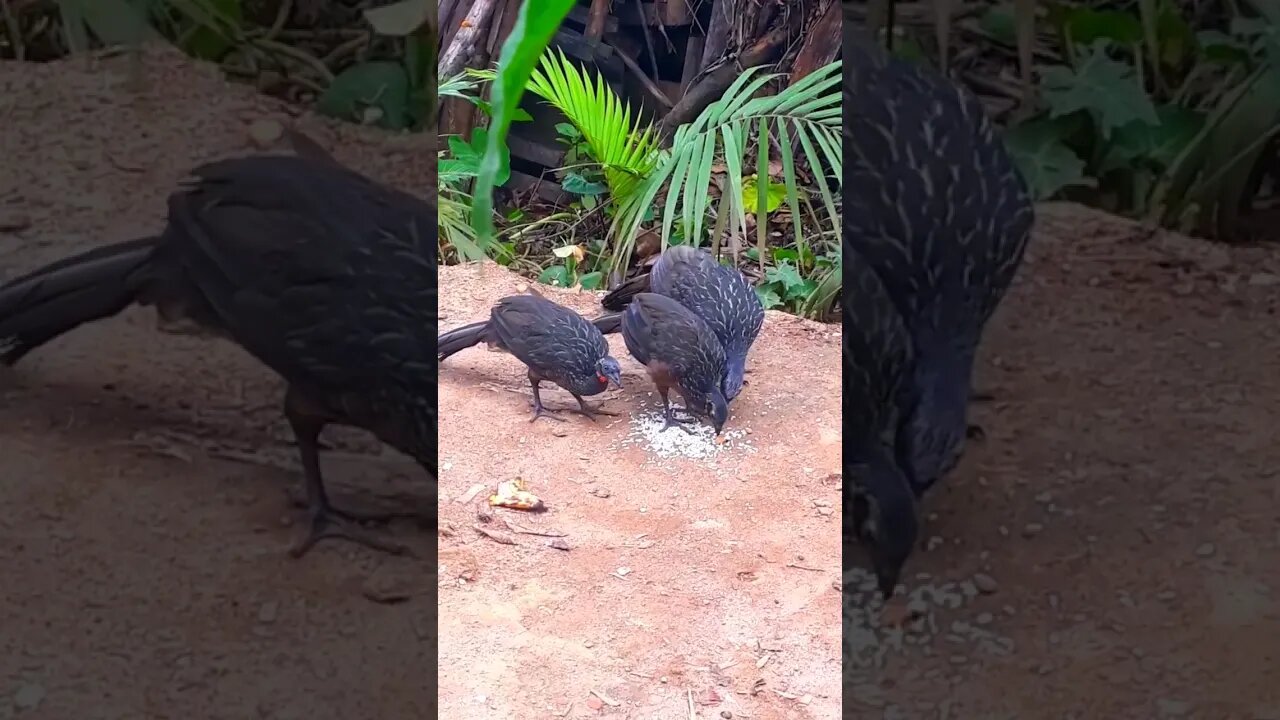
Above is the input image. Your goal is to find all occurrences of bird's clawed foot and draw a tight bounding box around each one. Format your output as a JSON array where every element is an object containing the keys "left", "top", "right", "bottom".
[
  {"left": 289, "top": 505, "right": 411, "bottom": 559},
  {"left": 573, "top": 396, "right": 618, "bottom": 422},
  {"left": 661, "top": 409, "right": 696, "bottom": 434},
  {"left": 529, "top": 401, "right": 567, "bottom": 423}
]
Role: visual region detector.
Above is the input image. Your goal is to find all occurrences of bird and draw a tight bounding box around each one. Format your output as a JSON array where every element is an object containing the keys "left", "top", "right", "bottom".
[
  {"left": 841, "top": 17, "right": 1034, "bottom": 598},
  {"left": 843, "top": 22, "right": 1034, "bottom": 500},
  {"left": 595, "top": 245, "right": 764, "bottom": 402},
  {"left": 619, "top": 292, "right": 728, "bottom": 434},
  {"left": 0, "top": 154, "right": 438, "bottom": 559},
  {"left": 437, "top": 292, "right": 623, "bottom": 422},
  {"left": 843, "top": 242, "right": 918, "bottom": 600}
]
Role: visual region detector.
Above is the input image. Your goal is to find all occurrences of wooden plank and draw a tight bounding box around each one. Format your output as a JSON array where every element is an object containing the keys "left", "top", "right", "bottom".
[
  {"left": 506, "top": 170, "right": 569, "bottom": 205},
  {"left": 552, "top": 28, "right": 624, "bottom": 77},
  {"left": 617, "top": 0, "right": 692, "bottom": 26},
  {"left": 789, "top": 0, "right": 842, "bottom": 85},
  {"left": 507, "top": 134, "right": 566, "bottom": 168}
]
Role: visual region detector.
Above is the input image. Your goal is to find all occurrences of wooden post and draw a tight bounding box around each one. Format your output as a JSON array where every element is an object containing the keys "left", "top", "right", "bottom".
[
  {"left": 789, "top": 0, "right": 841, "bottom": 85},
  {"left": 586, "top": 0, "right": 610, "bottom": 40},
  {"left": 663, "top": 0, "right": 691, "bottom": 26},
  {"left": 700, "top": 0, "right": 731, "bottom": 70},
  {"left": 680, "top": 35, "right": 704, "bottom": 95}
]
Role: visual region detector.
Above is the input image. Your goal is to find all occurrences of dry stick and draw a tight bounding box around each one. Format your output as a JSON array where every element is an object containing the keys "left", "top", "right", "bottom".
[
  {"left": 616, "top": 48, "right": 673, "bottom": 109},
  {"left": 633, "top": 0, "right": 661, "bottom": 79},
  {"left": 438, "top": 0, "right": 501, "bottom": 80}
]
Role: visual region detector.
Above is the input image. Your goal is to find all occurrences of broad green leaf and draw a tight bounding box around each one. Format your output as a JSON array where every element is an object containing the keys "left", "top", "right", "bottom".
[
  {"left": 1004, "top": 117, "right": 1093, "bottom": 200},
  {"left": 786, "top": 278, "right": 818, "bottom": 302},
  {"left": 473, "top": 0, "right": 576, "bottom": 257},
  {"left": 1040, "top": 41, "right": 1158, "bottom": 138},
  {"left": 1062, "top": 8, "right": 1143, "bottom": 47},
  {"left": 538, "top": 265, "right": 572, "bottom": 287},
  {"left": 755, "top": 286, "right": 783, "bottom": 310},
  {"left": 175, "top": 0, "right": 242, "bottom": 60},
  {"left": 362, "top": 0, "right": 431, "bottom": 35},
  {"left": 1154, "top": 3, "right": 1195, "bottom": 69},
  {"left": 978, "top": 5, "right": 1018, "bottom": 46},
  {"left": 578, "top": 271, "right": 605, "bottom": 290},
  {"left": 765, "top": 263, "right": 805, "bottom": 292},
  {"left": 317, "top": 61, "right": 412, "bottom": 130},
  {"left": 561, "top": 172, "right": 608, "bottom": 196},
  {"left": 59, "top": 0, "right": 157, "bottom": 48},
  {"left": 1100, "top": 104, "right": 1205, "bottom": 173},
  {"left": 1197, "top": 31, "right": 1252, "bottom": 65},
  {"left": 741, "top": 174, "right": 787, "bottom": 216}
]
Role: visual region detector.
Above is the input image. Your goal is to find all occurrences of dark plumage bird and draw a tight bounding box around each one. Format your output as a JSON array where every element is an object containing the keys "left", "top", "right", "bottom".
[
  {"left": 0, "top": 154, "right": 438, "bottom": 559},
  {"left": 843, "top": 244, "right": 917, "bottom": 600},
  {"left": 437, "top": 293, "right": 623, "bottom": 421},
  {"left": 619, "top": 292, "right": 727, "bottom": 433},
  {"left": 843, "top": 20, "right": 1034, "bottom": 596},
  {"left": 596, "top": 245, "right": 763, "bottom": 401}
]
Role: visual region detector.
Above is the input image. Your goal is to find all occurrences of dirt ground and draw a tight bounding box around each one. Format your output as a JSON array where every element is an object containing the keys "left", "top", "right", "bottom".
[
  {"left": 434, "top": 264, "right": 841, "bottom": 719},
  {"left": 2, "top": 45, "right": 1279, "bottom": 720}
]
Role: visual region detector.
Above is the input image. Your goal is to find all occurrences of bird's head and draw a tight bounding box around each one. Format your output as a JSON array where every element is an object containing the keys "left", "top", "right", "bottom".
[
  {"left": 705, "top": 386, "right": 729, "bottom": 434},
  {"left": 848, "top": 448, "right": 919, "bottom": 599},
  {"left": 895, "top": 352, "right": 974, "bottom": 492},
  {"left": 722, "top": 353, "right": 748, "bottom": 402},
  {"left": 596, "top": 356, "right": 623, "bottom": 389}
]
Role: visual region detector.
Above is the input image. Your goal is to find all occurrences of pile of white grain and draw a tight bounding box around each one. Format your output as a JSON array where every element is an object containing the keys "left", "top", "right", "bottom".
[{"left": 614, "top": 410, "right": 754, "bottom": 460}]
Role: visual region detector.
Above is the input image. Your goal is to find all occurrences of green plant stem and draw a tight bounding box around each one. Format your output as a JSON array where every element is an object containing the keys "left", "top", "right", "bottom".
[
  {"left": 1, "top": 0, "right": 24, "bottom": 60},
  {"left": 252, "top": 37, "right": 334, "bottom": 82}
]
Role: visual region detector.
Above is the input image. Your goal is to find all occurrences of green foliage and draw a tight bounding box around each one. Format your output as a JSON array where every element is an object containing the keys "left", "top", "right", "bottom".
[
  {"left": 317, "top": 0, "right": 436, "bottom": 130},
  {"left": 993, "top": 0, "right": 1280, "bottom": 240},
  {"left": 470, "top": 0, "right": 577, "bottom": 258},
  {"left": 1039, "top": 40, "right": 1158, "bottom": 139},
  {"left": 523, "top": 49, "right": 662, "bottom": 204},
  {"left": 609, "top": 60, "right": 842, "bottom": 309}
]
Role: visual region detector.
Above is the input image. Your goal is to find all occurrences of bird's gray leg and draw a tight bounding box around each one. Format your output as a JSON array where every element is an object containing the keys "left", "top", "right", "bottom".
[
  {"left": 284, "top": 390, "right": 410, "bottom": 559},
  {"left": 528, "top": 371, "right": 566, "bottom": 423},
  {"left": 571, "top": 393, "right": 618, "bottom": 421},
  {"left": 658, "top": 386, "right": 695, "bottom": 434}
]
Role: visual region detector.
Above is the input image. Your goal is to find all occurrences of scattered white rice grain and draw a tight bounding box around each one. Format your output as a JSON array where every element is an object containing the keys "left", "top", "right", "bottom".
[{"left": 614, "top": 411, "right": 755, "bottom": 460}]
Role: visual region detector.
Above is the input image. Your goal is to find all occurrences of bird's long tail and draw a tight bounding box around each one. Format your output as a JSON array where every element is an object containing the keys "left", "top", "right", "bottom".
[
  {"left": 600, "top": 272, "right": 652, "bottom": 311},
  {"left": 0, "top": 237, "right": 158, "bottom": 366},
  {"left": 591, "top": 312, "right": 623, "bottom": 335},
  {"left": 437, "top": 320, "right": 490, "bottom": 360}
]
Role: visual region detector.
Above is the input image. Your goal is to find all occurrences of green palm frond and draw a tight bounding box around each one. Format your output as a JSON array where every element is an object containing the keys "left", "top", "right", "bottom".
[
  {"left": 439, "top": 186, "right": 481, "bottom": 260},
  {"left": 608, "top": 60, "right": 842, "bottom": 279},
  {"left": 525, "top": 49, "right": 662, "bottom": 202},
  {"left": 438, "top": 71, "right": 480, "bottom": 100}
]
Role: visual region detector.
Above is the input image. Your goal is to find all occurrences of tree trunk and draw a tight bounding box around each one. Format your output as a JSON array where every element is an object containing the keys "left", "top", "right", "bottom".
[
  {"left": 661, "top": 17, "right": 797, "bottom": 134},
  {"left": 789, "top": 0, "right": 841, "bottom": 86},
  {"left": 438, "top": 0, "right": 501, "bottom": 80}
]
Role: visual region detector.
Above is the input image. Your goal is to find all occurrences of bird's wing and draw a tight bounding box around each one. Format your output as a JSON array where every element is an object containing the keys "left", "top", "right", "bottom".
[
  {"left": 843, "top": 240, "right": 914, "bottom": 445},
  {"left": 843, "top": 26, "right": 1034, "bottom": 337},
  {"left": 490, "top": 296, "right": 601, "bottom": 376},
  {"left": 166, "top": 155, "right": 438, "bottom": 395},
  {"left": 652, "top": 248, "right": 763, "bottom": 356}
]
